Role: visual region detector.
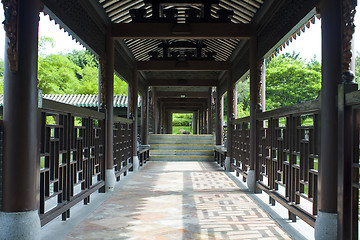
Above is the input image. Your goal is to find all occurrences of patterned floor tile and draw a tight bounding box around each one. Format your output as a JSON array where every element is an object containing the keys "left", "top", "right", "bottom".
[{"left": 64, "top": 162, "right": 291, "bottom": 240}]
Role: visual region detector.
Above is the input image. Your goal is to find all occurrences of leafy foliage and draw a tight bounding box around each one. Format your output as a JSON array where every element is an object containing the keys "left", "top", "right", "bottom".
[
  {"left": 235, "top": 52, "right": 323, "bottom": 117},
  {"left": 37, "top": 46, "right": 128, "bottom": 95},
  {"left": 172, "top": 113, "right": 192, "bottom": 126},
  {"left": 66, "top": 50, "right": 98, "bottom": 69},
  {"left": 236, "top": 77, "right": 250, "bottom": 118},
  {"left": 355, "top": 54, "right": 360, "bottom": 84},
  {"left": 38, "top": 54, "right": 81, "bottom": 94},
  {"left": 265, "top": 54, "right": 321, "bottom": 110}
]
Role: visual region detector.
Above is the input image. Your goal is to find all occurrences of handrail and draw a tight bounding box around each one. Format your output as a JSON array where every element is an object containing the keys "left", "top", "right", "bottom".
[
  {"left": 345, "top": 89, "right": 360, "bottom": 106},
  {"left": 232, "top": 116, "right": 250, "bottom": 124},
  {"left": 256, "top": 100, "right": 319, "bottom": 120},
  {"left": 42, "top": 99, "right": 105, "bottom": 119},
  {"left": 114, "top": 116, "right": 133, "bottom": 124}
]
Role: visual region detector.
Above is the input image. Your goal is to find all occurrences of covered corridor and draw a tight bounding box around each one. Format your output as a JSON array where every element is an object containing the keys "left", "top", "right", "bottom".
[{"left": 0, "top": 0, "right": 358, "bottom": 239}]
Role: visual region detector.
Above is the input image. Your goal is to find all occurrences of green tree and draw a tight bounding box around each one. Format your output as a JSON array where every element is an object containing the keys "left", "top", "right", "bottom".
[
  {"left": 236, "top": 77, "right": 250, "bottom": 118},
  {"left": 265, "top": 54, "right": 321, "bottom": 110},
  {"left": 66, "top": 50, "right": 98, "bottom": 69},
  {"left": 114, "top": 74, "right": 128, "bottom": 95},
  {"left": 38, "top": 54, "right": 81, "bottom": 94}
]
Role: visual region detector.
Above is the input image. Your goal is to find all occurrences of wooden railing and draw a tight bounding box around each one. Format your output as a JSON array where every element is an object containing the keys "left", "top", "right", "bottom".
[
  {"left": 231, "top": 116, "right": 250, "bottom": 181},
  {"left": 231, "top": 100, "right": 320, "bottom": 227},
  {"left": 39, "top": 99, "right": 106, "bottom": 226},
  {"left": 0, "top": 121, "right": 3, "bottom": 211},
  {"left": 228, "top": 87, "right": 360, "bottom": 237},
  {"left": 113, "top": 116, "right": 133, "bottom": 179},
  {"left": 340, "top": 88, "right": 360, "bottom": 238}
]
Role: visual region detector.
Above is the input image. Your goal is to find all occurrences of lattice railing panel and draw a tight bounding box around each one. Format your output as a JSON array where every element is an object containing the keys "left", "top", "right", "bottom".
[
  {"left": 113, "top": 117, "right": 133, "bottom": 179},
  {"left": 39, "top": 100, "right": 105, "bottom": 226}
]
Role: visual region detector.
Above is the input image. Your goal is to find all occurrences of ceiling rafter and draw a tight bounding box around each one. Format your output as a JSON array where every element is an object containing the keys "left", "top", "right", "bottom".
[
  {"left": 137, "top": 60, "right": 229, "bottom": 71},
  {"left": 111, "top": 22, "right": 255, "bottom": 39}
]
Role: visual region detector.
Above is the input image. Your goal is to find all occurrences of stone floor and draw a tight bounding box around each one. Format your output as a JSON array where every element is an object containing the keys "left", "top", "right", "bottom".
[{"left": 64, "top": 162, "right": 292, "bottom": 240}]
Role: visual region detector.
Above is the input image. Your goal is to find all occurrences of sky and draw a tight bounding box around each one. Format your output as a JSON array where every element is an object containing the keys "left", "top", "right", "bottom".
[{"left": 0, "top": 6, "right": 358, "bottom": 61}]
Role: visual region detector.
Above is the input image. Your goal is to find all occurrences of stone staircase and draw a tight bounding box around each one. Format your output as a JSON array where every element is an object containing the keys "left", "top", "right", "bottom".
[{"left": 149, "top": 134, "right": 215, "bottom": 161}]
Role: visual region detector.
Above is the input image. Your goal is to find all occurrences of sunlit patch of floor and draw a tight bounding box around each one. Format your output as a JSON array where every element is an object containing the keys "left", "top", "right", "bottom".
[{"left": 64, "top": 162, "right": 291, "bottom": 240}]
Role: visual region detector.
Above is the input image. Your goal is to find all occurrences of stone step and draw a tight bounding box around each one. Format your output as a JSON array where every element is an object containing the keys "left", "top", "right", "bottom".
[
  {"left": 150, "top": 144, "right": 214, "bottom": 151},
  {"left": 149, "top": 139, "right": 215, "bottom": 145},
  {"left": 150, "top": 155, "right": 214, "bottom": 161},
  {"left": 149, "top": 134, "right": 215, "bottom": 162},
  {"left": 150, "top": 149, "right": 214, "bottom": 156},
  {"left": 149, "top": 134, "right": 215, "bottom": 141}
]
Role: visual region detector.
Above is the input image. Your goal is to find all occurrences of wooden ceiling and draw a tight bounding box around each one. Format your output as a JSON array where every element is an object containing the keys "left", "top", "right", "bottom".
[{"left": 42, "top": 0, "right": 319, "bottom": 97}]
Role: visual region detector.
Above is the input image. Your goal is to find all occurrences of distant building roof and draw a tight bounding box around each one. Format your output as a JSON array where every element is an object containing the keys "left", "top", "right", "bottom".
[{"left": 0, "top": 94, "right": 140, "bottom": 108}]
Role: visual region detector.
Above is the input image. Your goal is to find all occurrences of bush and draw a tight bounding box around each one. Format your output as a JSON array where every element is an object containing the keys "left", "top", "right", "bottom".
[{"left": 173, "top": 118, "right": 191, "bottom": 126}]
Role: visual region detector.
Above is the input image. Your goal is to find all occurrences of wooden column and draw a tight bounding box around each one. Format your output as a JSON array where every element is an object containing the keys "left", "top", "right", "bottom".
[
  {"left": 215, "top": 87, "right": 223, "bottom": 145},
  {"left": 315, "top": 0, "right": 342, "bottom": 238},
  {"left": 249, "top": 36, "right": 263, "bottom": 192},
  {"left": 199, "top": 108, "right": 203, "bottom": 134},
  {"left": 207, "top": 88, "right": 212, "bottom": 134},
  {"left": 160, "top": 102, "right": 164, "bottom": 133},
  {"left": 98, "top": 31, "right": 115, "bottom": 191},
  {"left": 166, "top": 110, "right": 172, "bottom": 134},
  {"left": 193, "top": 110, "right": 198, "bottom": 134},
  {"left": 141, "top": 89, "right": 149, "bottom": 145},
  {"left": 2, "top": 0, "right": 41, "bottom": 238},
  {"left": 225, "top": 70, "right": 236, "bottom": 171},
  {"left": 105, "top": 34, "right": 115, "bottom": 172},
  {"left": 128, "top": 67, "right": 139, "bottom": 170},
  {"left": 152, "top": 87, "right": 158, "bottom": 134}
]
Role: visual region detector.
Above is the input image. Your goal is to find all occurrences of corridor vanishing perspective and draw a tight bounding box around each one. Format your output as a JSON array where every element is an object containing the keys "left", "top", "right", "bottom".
[
  {"left": 0, "top": 0, "right": 358, "bottom": 239},
  {"left": 63, "top": 162, "right": 290, "bottom": 239}
]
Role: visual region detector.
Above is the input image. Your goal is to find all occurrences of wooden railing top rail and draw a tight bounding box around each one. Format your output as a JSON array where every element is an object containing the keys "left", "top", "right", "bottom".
[
  {"left": 345, "top": 90, "right": 360, "bottom": 106},
  {"left": 256, "top": 100, "right": 319, "bottom": 120},
  {"left": 114, "top": 116, "right": 133, "bottom": 124},
  {"left": 232, "top": 100, "right": 319, "bottom": 125},
  {"left": 232, "top": 116, "right": 250, "bottom": 124},
  {"left": 42, "top": 99, "right": 105, "bottom": 119}
]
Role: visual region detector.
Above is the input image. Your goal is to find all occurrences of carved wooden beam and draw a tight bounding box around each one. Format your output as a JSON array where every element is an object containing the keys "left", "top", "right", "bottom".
[
  {"left": 145, "top": 78, "right": 217, "bottom": 86},
  {"left": 3, "top": 0, "right": 20, "bottom": 72},
  {"left": 157, "top": 91, "right": 209, "bottom": 98},
  {"left": 111, "top": 23, "right": 254, "bottom": 39},
  {"left": 137, "top": 60, "right": 229, "bottom": 71},
  {"left": 342, "top": 0, "right": 357, "bottom": 73},
  {"left": 161, "top": 98, "right": 208, "bottom": 103}
]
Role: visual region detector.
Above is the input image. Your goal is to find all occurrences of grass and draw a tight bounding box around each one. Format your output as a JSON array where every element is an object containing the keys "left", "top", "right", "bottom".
[{"left": 172, "top": 126, "right": 192, "bottom": 134}]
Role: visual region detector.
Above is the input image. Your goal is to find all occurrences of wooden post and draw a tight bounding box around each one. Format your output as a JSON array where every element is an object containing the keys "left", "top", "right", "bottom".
[
  {"left": 215, "top": 87, "right": 223, "bottom": 145},
  {"left": 337, "top": 0, "right": 357, "bottom": 239},
  {"left": 98, "top": 32, "right": 116, "bottom": 191},
  {"left": 315, "top": 0, "right": 342, "bottom": 238},
  {"left": 225, "top": 70, "right": 235, "bottom": 171},
  {"left": 248, "top": 36, "right": 263, "bottom": 193},
  {"left": 128, "top": 67, "right": 139, "bottom": 170},
  {"left": 199, "top": 108, "right": 203, "bottom": 134},
  {"left": 207, "top": 88, "right": 212, "bottom": 134},
  {"left": 152, "top": 87, "right": 158, "bottom": 134},
  {"left": 141, "top": 89, "right": 149, "bottom": 145},
  {"left": 1, "top": 0, "right": 41, "bottom": 238},
  {"left": 194, "top": 110, "right": 198, "bottom": 134},
  {"left": 167, "top": 110, "right": 172, "bottom": 134}
]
